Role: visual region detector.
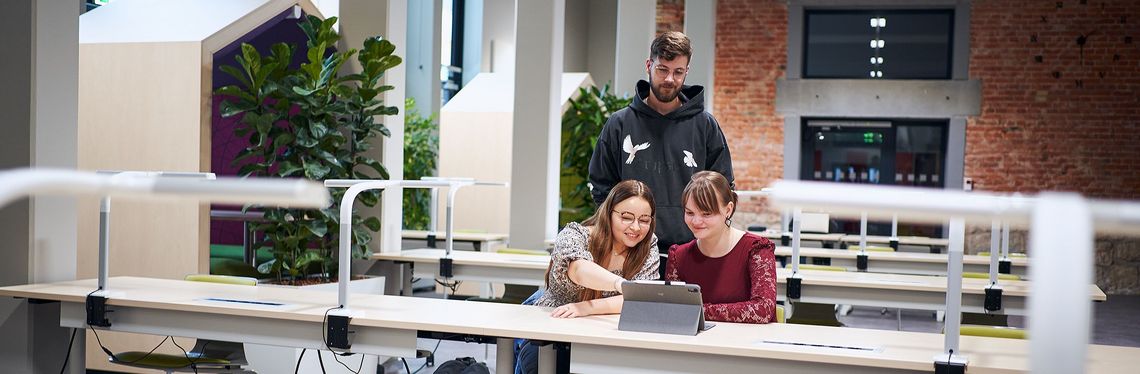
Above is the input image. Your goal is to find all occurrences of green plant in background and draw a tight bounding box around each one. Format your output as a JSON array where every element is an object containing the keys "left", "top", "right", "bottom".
[
  {"left": 215, "top": 15, "right": 402, "bottom": 283},
  {"left": 403, "top": 98, "right": 439, "bottom": 230},
  {"left": 559, "top": 83, "right": 632, "bottom": 227}
]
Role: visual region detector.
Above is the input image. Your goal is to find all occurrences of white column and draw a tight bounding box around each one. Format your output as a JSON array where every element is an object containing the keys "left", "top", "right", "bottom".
[
  {"left": 613, "top": 0, "right": 655, "bottom": 97},
  {"left": 383, "top": 0, "right": 408, "bottom": 253},
  {"left": 33, "top": 0, "right": 79, "bottom": 285},
  {"left": 684, "top": 0, "right": 715, "bottom": 112},
  {"left": 509, "top": 0, "right": 564, "bottom": 249},
  {"left": 1029, "top": 194, "right": 1092, "bottom": 374},
  {"left": 406, "top": 0, "right": 442, "bottom": 116}
]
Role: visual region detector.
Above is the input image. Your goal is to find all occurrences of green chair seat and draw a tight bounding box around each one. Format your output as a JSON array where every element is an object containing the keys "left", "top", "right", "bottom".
[
  {"left": 847, "top": 245, "right": 895, "bottom": 252},
  {"left": 111, "top": 351, "right": 230, "bottom": 369},
  {"left": 496, "top": 248, "right": 549, "bottom": 256},
  {"left": 959, "top": 324, "right": 1027, "bottom": 339},
  {"left": 209, "top": 258, "right": 267, "bottom": 279},
  {"left": 963, "top": 271, "right": 1021, "bottom": 281},
  {"left": 185, "top": 274, "right": 258, "bottom": 286},
  {"left": 775, "top": 305, "right": 786, "bottom": 323}
]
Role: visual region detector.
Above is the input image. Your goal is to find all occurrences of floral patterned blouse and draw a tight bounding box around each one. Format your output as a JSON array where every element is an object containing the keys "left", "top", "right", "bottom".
[{"left": 534, "top": 222, "right": 660, "bottom": 307}]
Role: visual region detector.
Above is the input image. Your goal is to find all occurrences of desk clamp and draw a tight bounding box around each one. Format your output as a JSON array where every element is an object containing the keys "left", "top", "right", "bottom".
[
  {"left": 998, "top": 259, "right": 1012, "bottom": 275},
  {"left": 984, "top": 284, "right": 1003, "bottom": 312},
  {"left": 856, "top": 253, "right": 869, "bottom": 271},
  {"left": 326, "top": 309, "right": 353, "bottom": 350},
  {"left": 786, "top": 274, "right": 803, "bottom": 299},
  {"left": 86, "top": 292, "right": 112, "bottom": 328}
]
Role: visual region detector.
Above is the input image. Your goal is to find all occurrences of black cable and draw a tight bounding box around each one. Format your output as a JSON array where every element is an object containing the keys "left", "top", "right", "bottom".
[
  {"left": 317, "top": 349, "right": 328, "bottom": 374},
  {"left": 169, "top": 337, "right": 199, "bottom": 374},
  {"left": 89, "top": 325, "right": 169, "bottom": 365},
  {"left": 401, "top": 357, "right": 412, "bottom": 374},
  {"left": 58, "top": 328, "right": 77, "bottom": 374},
  {"left": 295, "top": 349, "right": 307, "bottom": 374}
]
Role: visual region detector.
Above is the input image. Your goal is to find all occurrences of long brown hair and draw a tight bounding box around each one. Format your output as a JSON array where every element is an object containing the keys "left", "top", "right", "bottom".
[
  {"left": 546, "top": 180, "right": 657, "bottom": 301},
  {"left": 681, "top": 170, "right": 737, "bottom": 224}
]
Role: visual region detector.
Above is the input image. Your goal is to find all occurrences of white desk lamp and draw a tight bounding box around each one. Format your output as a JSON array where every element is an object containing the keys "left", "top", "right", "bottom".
[
  {"left": 0, "top": 168, "right": 331, "bottom": 327},
  {"left": 322, "top": 178, "right": 507, "bottom": 311},
  {"left": 770, "top": 180, "right": 1140, "bottom": 374}
]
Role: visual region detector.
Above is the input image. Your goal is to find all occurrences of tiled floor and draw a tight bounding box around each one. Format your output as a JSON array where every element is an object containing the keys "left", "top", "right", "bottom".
[{"left": 379, "top": 294, "right": 1140, "bottom": 374}]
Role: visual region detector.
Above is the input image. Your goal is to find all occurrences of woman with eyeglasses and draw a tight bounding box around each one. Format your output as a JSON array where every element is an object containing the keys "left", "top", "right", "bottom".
[
  {"left": 533, "top": 179, "right": 660, "bottom": 317},
  {"left": 665, "top": 171, "right": 777, "bottom": 324},
  {"left": 515, "top": 180, "right": 659, "bottom": 374}
]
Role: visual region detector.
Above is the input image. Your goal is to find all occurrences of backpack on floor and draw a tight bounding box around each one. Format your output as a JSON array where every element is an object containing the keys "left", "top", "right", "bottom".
[{"left": 434, "top": 356, "right": 491, "bottom": 374}]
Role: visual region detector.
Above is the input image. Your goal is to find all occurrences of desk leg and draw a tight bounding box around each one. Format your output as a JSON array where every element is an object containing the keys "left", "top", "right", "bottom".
[
  {"left": 496, "top": 338, "right": 514, "bottom": 374},
  {"left": 536, "top": 342, "right": 570, "bottom": 374}
]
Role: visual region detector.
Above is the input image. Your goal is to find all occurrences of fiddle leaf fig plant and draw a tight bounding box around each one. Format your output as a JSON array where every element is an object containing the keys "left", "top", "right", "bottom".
[{"left": 215, "top": 15, "right": 401, "bottom": 283}]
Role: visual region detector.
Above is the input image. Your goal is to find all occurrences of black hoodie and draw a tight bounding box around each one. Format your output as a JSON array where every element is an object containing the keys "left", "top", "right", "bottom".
[{"left": 588, "top": 80, "right": 735, "bottom": 250}]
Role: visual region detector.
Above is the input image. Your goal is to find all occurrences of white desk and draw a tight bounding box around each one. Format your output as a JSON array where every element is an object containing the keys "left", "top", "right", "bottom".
[
  {"left": 776, "top": 246, "right": 1029, "bottom": 277},
  {"left": 755, "top": 230, "right": 845, "bottom": 248},
  {"left": 779, "top": 268, "right": 1105, "bottom": 316},
  {"left": 3, "top": 277, "right": 1136, "bottom": 374},
  {"left": 839, "top": 234, "right": 950, "bottom": 248},
  {"left": 401, "top": 230, "right": 508, "bottom": 251},
  {"left": 373, "top": 248, "right": 548, "bottom": 297},
  {"left": 372, "top": 249, "right": 1103, "bottom": 316}
]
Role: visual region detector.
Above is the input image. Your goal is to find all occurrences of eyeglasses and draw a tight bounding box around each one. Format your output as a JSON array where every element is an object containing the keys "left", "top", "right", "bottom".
[
  {"left": 652, "top": 64, "right": 688, "bottom": 81},
  {"left": 613, "top": 210, "right": 653, "bottom": 228}
]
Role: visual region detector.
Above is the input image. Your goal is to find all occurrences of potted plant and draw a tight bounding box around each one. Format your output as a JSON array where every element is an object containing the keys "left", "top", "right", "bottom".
[
  {"left": 559, "top": 83, "right": 631, "bottom": 226},
  {"left": 402, "top": 97, "right": 439, "bottom": 230},
  {"left": 214, "top": 15, "right": 402, "bottom": 286}
]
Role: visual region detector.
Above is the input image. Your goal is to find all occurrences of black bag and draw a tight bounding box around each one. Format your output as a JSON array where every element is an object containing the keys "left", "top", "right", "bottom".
[{"left": 434, "top": 357, "right": 490, "bottom": 374}]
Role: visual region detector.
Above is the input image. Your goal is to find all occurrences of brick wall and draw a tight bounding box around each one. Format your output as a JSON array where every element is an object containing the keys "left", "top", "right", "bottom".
[
  {"left": 656, "top": 0, "right": 685, "bottom": 34},
  {"left": 663, "top": 0, "right": 1140, "bottom": 293},
  {"left": 968, "top": 0, "right": 1140, "bottom": 198},
  {"left": 968, "top": 0, "right": 1140, "bottom": 294},
  {"left": 712, "top": 0, "right": 789, "bottom": 225}
]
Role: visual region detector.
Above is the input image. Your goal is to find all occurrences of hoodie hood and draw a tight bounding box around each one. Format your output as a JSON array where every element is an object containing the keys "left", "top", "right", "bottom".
[{"left": 631, "top": 79, "right": 706, "bottom": 120}]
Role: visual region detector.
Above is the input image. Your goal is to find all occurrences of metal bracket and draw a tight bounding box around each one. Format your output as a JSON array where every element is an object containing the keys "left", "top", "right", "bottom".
[
  {"left": 856, "top": 253, "right": 869, "bottom": 271},
  {"left": 984, "top": 286, "right": 1003, "bottom": 312},
  {"left": 934, "top": 360, "right": 967, "bottom": 374},
  {"left": 998, "top": 259, "right": 1012, "bottom": 275},
  {"left": 787, "top": 277, "right": 802, "bottom": 299},
  {"left": 426, "top": 233, "right": 437, "bottom": 248},
  {"left": 889, "top": 238, "right": 899, "bottom": 250},
  {"left": 780, "top": 233, "right": 790, "bottom": 247},
  {"left": 439, "top": 257, "right": 454, "bottom": 278},
  {"left": 326, "top": 313, "right": 352, "bottom": 350},
  {"left": 85, "top": 294, "right": 112, "bottom": 327}
]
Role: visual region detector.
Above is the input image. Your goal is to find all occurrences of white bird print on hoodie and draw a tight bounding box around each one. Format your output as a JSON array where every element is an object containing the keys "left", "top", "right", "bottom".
[
  {"left": 622, "top": 135, "right": 650, "bottom": 164},
  {"left": 682, "top": 150, "right": 698, "bottom": 168}
]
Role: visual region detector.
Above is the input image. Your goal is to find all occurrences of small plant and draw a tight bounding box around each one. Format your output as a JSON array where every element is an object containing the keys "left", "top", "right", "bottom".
[
  {"left": 215, "top": 15, "right": 402, "bottom": 283},
  {"left": 403, "top": 98, "right": 439, "bottom": 230},
  {"left": 559, "top": 83, "right": 632, "bottom": 226}
]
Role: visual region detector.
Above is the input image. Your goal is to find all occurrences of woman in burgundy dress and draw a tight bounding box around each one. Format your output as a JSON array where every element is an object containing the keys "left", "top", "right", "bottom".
[{"left": 665, "top": 170, "right": 778, "bottom": 323}]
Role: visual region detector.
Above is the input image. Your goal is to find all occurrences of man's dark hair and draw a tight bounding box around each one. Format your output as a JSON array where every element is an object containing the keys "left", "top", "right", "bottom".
[{"left": 649, "top": 31, "right": 692, "bottom": 62}]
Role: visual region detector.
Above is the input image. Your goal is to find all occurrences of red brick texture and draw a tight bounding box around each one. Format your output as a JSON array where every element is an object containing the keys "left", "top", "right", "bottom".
[
  {"left": 656, "top": 0, "right": 685, "bottom": 34},
  {"left": 711, "top": 0, "right": 788, "bottom": 217},
  {"left": 968, "top": 0, "right": 1140, "bottom": 199}
]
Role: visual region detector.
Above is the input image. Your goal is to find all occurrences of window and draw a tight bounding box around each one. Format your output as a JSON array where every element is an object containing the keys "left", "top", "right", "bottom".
[
  {"left": 801, "top": 119, "right": 947, "bottom": 237},
  {"left": 803, "top": 9, "right": 954, "bottom": 79}
]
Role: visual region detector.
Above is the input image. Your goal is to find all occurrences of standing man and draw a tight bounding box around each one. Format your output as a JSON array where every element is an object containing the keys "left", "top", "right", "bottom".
[{"left": 588, "top": 31, "right": 734, "bottom": 277}]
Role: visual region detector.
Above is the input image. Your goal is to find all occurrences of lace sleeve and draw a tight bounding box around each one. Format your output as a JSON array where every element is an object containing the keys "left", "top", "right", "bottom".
[{"left": 702, "top": 237, "right": 777, "bottom": 324}]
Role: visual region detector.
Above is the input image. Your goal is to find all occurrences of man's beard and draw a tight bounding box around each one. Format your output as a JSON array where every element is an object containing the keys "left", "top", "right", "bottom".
[{"left": 650, "top": 77, "right": 681, "bottom": 103}]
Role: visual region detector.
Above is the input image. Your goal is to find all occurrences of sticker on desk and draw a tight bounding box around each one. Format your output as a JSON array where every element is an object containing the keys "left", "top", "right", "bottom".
[
  {"left": 756, "top": 340, "right": 883, "bottom": 354},
  {"left": 200, "top": 297, "right": 287, "bottom": 307}
]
